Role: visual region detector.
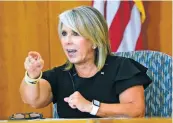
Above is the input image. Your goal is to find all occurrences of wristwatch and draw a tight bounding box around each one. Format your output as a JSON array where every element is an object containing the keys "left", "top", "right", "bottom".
[{"left": 90, "top": 100, "right": 100, "bottom": 115}]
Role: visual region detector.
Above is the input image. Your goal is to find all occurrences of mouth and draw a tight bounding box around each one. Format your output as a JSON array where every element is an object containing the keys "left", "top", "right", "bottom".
[{"left": 66, "top": 49, "right": 77, "bottom": 57}]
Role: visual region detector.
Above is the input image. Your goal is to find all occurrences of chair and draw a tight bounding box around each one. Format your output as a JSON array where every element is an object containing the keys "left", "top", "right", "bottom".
[
  {"left": 114, "top": 50, "right": 172, "bottom": 117},
  {"left": 53, "top": 50, "right": 172, "bottom": 118},
  {"left": 53, "top": 103, "right": 58, "bottom": 118}
]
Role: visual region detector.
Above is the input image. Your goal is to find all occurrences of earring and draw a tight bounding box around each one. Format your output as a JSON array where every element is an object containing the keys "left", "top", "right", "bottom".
[{"left": 92, "top": 45, "right": 97, "bottom": 49}]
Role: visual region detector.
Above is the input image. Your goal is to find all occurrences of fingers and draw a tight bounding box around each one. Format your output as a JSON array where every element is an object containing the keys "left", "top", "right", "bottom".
[
  {"left": 24, "top": 51, "right": 44, "bottom": 78},
  {"left": 25, "top": 56, "right": 43, "bottom": 67},
  {"left": 64, "top": 97, "right": 69, "bottom": 102},
  {"left": 69, "top": 103, "right": 76, "bottom": 109},
  {"left": 26, "top": 51, "right": 43, "bottom": 65},
  {"left": 64, "top": 92, "right": 90, "bottom": 112},
  {"left": 64, "top": 96, "right": 73, "bottom": 103},
  {"left": 64, "top": 96, "right": 77, "bottom": 109},
  {"left": 28, "top": 51, "right": 41, "bottom": 60}
]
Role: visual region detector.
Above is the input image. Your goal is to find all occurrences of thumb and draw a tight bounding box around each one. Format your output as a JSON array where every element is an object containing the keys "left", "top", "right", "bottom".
[{"left": 64, "top": 97, "right": 69, "bottom": 102}]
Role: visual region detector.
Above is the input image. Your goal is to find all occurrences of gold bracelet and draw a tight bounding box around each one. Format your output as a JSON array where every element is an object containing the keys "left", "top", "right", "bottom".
[
  {"left": 24, "top": 71, "right": 42, "bottom": 85},
  {"left": 25, "top": 80, "right": 38, "bottom": 85}
]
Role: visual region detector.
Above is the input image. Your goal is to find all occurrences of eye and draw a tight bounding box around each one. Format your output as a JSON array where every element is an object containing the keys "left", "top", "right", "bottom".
[
  {"left": 72, "top": 31, "right": 79, "bottom": 36},
  {"left": 61, "top": 31, "right": 67, "bottom": 36}
]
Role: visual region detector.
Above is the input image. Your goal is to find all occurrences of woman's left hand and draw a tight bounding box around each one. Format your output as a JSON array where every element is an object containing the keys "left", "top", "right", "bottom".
[{"left": 64, "top": 91, "right": 92, "bottom": 113}]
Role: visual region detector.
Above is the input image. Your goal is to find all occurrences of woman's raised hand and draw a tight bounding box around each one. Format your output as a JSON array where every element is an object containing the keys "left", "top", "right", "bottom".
[{"left": 24, "top": 51, "right": 44, "bottom": 79}]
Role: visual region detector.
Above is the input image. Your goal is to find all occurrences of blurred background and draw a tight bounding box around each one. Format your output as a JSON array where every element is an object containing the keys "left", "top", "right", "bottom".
[{"left": 0, "top": 1, "right": 172, "bottom": 120}]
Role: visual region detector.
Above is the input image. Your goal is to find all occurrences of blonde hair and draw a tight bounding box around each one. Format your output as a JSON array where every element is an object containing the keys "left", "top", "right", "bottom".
[{"left": 58, "top": 6, "right": 112, "bottom": 71}]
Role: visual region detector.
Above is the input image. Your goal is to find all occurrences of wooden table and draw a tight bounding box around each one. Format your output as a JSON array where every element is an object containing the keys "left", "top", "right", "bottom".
[{"left": 0, "top": 118, "right": 172, "bottom": 123}]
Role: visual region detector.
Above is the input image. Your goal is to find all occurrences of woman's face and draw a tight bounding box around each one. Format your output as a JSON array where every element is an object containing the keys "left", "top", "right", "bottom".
[{"left": 60, "top": 24, "right": 95, "bottom": 65}]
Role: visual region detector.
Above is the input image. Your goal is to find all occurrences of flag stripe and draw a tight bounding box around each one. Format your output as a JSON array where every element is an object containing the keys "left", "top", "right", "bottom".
[
  {"left": 109, "top": 1, "right": 134, "bottom": 52},
  {"left": 135, "top": 30, "right": 143, "bottom": 50},
  {"left": 117, "top": 4, "right": 141, "bottom": 52},
  {"left": 92, "top": 1, "right": 105, "bottom": 16},
  {"left": 106, "top": 1, "right": 120, "bottom": 28},
  {"left": 92, "top": 1, "right": 145, "bottom": 52}
]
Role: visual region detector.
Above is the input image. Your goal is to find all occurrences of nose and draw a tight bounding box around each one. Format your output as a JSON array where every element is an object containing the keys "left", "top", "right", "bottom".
[{"left": 65, "top": 35, "right": 73, "bottom": 45}]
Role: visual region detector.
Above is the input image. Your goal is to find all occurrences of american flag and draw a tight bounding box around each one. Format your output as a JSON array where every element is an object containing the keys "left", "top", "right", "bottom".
[{"left": 92, "top": 0, "right": 146, "bottom": 52}]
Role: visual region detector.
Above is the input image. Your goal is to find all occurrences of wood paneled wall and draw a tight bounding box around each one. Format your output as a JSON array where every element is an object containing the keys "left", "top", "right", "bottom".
[
  {"left": 0, "top": 1, "right": 90, "bottom": 120},
  {"left": 0, "top": 2, "right": 51, "bottom": 119},
  {"left": 0, "top": 1, "right": 171, "bottom": 120},
  {"left": 143, "top": 1, "right": 172, "bottom": 55}
]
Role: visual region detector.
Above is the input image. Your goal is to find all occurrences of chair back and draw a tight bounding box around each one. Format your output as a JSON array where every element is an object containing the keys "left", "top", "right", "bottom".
[
  {"left": 53, "top": 103, "right": 58, "bottom": 118},
  {"left": 114, "top": 50, "right": 172, "bottom": 117}
]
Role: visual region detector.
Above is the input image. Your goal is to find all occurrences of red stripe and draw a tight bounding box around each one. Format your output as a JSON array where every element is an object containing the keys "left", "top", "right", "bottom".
[
  {"left": 135, "top": 30, "right": 143, "bottom": 50},
  {"left": 109, "top": 1, "right": 134, "bottom": 52}
]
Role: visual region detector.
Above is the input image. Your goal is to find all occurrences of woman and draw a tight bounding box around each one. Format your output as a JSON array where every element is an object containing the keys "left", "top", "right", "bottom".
[{"left": 20, "top": 6, "right": 152, "bottom": 118}]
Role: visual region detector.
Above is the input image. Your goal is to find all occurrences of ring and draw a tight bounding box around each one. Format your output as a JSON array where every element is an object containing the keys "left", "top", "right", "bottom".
[{"left": 72, "top": 104, "right": 76, "bottom": 108}]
